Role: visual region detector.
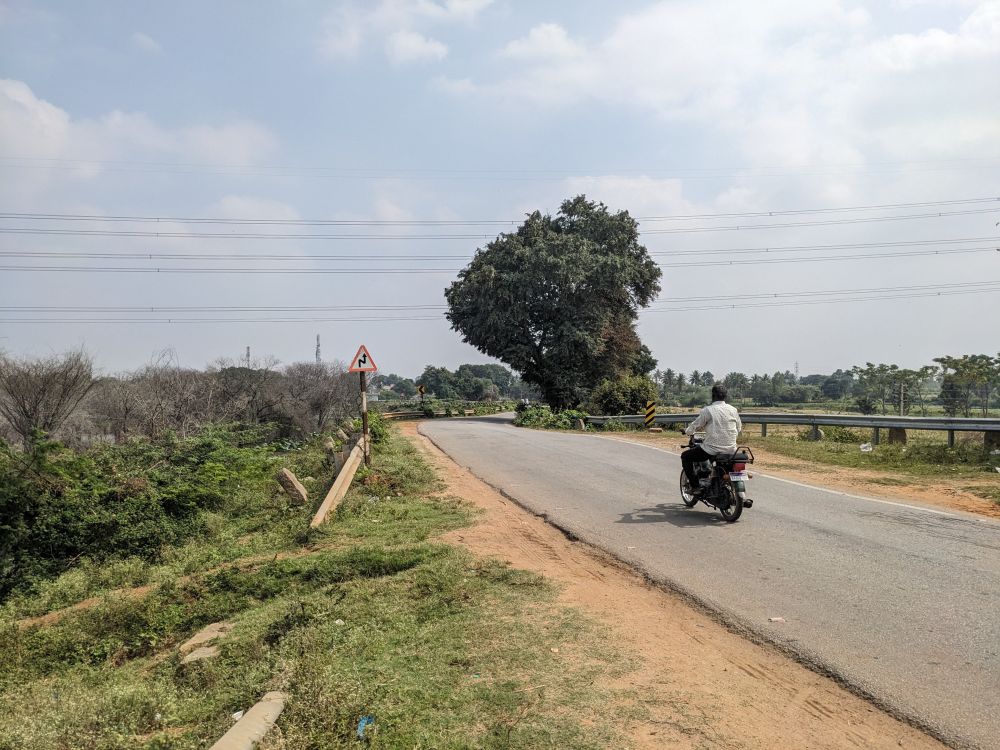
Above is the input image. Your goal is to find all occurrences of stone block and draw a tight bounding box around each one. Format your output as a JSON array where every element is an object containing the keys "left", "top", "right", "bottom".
[{"left": 276, "top": 468, "right": 308, "bottom": 505}]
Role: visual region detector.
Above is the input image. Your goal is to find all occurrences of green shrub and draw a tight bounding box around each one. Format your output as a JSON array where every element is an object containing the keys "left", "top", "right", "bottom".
[
  {"left": 600, "top": 418, "right": 630, "bottom": 432},
  {"left": 587, "top": 376, "right": 657, "bottom": 415},
  {"left": 0, "top": 426, "right": 279, "bottom": 600},
  {"left": 823, "top": 425, "right": 867, "bottom": 443},
  {"left": 513, "top": 406, "right": 551, "bottom": 428}
]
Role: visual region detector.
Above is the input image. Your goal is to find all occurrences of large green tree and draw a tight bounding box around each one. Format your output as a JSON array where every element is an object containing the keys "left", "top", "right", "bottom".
[{"left": 444, "top": 196, "right": 662, "bottom": 409}]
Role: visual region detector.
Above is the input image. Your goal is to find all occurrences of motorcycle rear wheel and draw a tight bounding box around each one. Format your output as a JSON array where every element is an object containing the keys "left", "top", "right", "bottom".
[
  {"left": 718, "top": 482, "right": 743, "bottom": 523},
  {"left": 679, "top": 473, "right": 698, "bottom": 508}
]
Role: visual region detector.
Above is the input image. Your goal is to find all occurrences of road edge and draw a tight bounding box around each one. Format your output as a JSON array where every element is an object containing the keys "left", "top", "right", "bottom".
[{"left": 417, "top": 420, "right": 968, "bottom": 750}]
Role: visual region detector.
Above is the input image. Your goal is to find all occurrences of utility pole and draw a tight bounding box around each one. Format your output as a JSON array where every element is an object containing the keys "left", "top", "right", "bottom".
[
  {"left": 245, "top": 346, "right": 251, "bottom": 368},
  {"left": 900, "top": 383, "right": 905, "bottom": 416},
  {"left": 315, "top": 334, "right": 321, "bottom": 364}
]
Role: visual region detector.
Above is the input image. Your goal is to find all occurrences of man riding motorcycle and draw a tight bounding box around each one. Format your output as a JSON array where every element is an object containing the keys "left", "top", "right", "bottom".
[{"left": 682, "top": 384, "right": 743, "bottom": 496}]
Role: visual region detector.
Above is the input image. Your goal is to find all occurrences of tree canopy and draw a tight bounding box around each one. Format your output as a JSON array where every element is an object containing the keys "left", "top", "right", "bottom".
[{"left": 444, "top": 196, "right": 662, "bottom": 409}]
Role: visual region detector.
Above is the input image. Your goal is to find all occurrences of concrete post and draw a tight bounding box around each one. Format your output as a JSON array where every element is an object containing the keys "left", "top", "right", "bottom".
[
  {"left": 947, "top": 430, "right": 956, "bottom": 448},
  {"left": 872, "top": 427, "right": 881, "bottom": 445},
  {"left": 761, "top": 423, "right": 768, "bottom": 437}
]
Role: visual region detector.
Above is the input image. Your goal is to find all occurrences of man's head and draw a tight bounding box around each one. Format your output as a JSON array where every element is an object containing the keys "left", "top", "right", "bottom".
[{"left": 711, "top": 384, "right": 728, "bottom": 402}]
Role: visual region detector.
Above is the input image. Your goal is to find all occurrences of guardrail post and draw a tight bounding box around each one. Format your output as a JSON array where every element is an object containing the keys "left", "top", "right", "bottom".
[
  {"left": 872, "top": 427, "right": 880, "bottom": 445},
  {"left": 761, "top": 423, "right": 768, "bottom": 437},
  {"left": 947, "top": 430, "right": 955, "bottom": 448},
  {"left": 888, "top": 427, "right": 907, "bottom": 445},
  {"left": 809, "top": 424, "right": 822, "bottom": 441}
]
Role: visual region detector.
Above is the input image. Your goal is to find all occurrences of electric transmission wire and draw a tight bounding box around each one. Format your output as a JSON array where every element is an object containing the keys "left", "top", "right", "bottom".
[
  {"left": 3, "top": 280, "right": 995, "bottom": 314},
  {"left": 2, "top": 206, "right": 998, "bottom": 239},
  {"left": 2, "top": 155, "right": 998, "bottom": 180},
  {"left": 2, "top": 286, "right": 996, "bottom": 323},
  {"left": 1, "top": 246, "right": 995, "bottom": 274},
  {"left": 2, "top": 196, "right": 997, "bottom": 224},
  {"left": 1, "top": 240, "right": 996, "bottom": 262}
]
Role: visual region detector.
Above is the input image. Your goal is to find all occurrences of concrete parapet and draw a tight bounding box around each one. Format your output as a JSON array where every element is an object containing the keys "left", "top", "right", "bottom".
[
  {"left": 209, "top": 691, "right": 287, "bottom": 750},
  {"left": 276, "top": 469, "right": 308, "bottom": 505}
]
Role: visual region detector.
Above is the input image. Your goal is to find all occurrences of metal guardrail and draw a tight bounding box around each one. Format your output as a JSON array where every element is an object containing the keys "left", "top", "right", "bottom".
[{"left": 584, "top": 411, "right": 1000, "bottom": 446}]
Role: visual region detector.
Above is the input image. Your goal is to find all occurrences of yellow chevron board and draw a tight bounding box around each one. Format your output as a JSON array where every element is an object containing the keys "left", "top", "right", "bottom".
[{"left": 644, "top": 401, "right": 656, "bottom": 427}]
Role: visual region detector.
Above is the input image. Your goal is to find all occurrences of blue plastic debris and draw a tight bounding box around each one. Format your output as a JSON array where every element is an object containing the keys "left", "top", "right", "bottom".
[{"left": 357, "top": 715, "right": 375, "bottom": 740}]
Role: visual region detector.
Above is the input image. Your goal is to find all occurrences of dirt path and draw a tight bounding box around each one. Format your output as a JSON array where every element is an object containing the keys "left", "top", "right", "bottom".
[
  {"left": 401, "top": 421, "right": 947, "bottom": 750},
  {"left": 609, "top": 431, "right": 1000, "bottom": 519}
]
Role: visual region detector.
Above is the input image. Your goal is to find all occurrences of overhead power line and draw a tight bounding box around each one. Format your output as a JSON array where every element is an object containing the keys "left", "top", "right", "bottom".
[
  {"left": 2, "top": 155, "right": 999, "bottom": 180},
  {"left": 2, "top": 196, "right": 997, "bottom": 225},
  {"left": 1, "top": 246, "right": 995, "bottom": 274},
  {"left": 2, "top": 207, "right": 998, "bottom": 240},
  {"left": 3, "top": 280, "right": 995, "bottom": 315},
  {"left": 1, "top": 240, "right": 996, "bottom": 262},
  {"left": 2, "top": 286, "right": 997, "bottom": 324},
  {"left": 646, "top": 286, "right": 1000, "bottom": 313}
]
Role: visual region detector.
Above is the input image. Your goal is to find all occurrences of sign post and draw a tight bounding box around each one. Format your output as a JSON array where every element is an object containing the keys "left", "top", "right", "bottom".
[
  {"left": 644, "top": 400, "right": 656, "bottom": 428},
  {"left": 349, "top": 345, "right": 378, "bottom": 466},
  {"left": 417, "top": 384, "right": 426, "bottom": 404}
]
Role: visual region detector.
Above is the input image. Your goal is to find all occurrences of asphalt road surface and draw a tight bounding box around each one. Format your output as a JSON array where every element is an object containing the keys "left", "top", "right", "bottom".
[{"left": 421, "top": 415, "right": 1000, "bottom": 749}]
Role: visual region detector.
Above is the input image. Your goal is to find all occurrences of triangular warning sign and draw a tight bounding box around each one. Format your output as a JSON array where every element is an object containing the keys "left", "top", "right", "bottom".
[{"left": 349, "top": 344, "right": 378, "bottom": 373}]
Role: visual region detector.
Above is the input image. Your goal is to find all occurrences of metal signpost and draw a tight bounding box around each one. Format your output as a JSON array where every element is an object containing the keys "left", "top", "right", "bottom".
[{"left": 348, "top": 344, "right": 378, "bottom": 466}]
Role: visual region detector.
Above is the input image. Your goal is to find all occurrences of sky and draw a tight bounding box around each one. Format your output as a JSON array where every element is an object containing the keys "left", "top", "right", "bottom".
[{"left": 0, "top": 0, "right": 998, "bottom": 380}]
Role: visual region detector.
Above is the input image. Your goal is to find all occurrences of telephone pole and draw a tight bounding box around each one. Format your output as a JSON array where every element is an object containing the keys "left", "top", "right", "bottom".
[
  {"left": 315, "top": 334, "right": 321, "bottom": 364},
  {"left": 245, "top": 346, "right": 251, "bottom": 368}
]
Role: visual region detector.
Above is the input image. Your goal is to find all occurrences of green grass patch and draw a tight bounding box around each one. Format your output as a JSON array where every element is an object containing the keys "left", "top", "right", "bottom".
[
  {"left": 742, "top": 430, "right": 997, "bottom": 480},
  {"left": 0, "top": 428, "right": 637, "bottom": 749}
]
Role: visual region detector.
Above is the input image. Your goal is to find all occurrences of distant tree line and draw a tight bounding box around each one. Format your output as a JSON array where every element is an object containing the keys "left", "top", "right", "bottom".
[
  {"left": 651, "top": 353, "right": 1000, "bottom": 416},
  {"left": 375, "top": 364, "right": 539, "bottom": 402}
]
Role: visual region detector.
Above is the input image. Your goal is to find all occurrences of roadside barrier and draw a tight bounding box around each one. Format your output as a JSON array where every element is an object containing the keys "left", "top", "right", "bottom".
[
  {"left": 310, "top": 435, "right": 368, "bottom": 527},
  {"left": 584, "top": 412, "right": 1000, "bottom": 448}
]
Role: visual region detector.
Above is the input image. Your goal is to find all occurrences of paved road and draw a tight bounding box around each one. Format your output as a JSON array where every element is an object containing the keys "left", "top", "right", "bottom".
[{"left": 421, "top": 416, "right": 1000, "bottom": 749}]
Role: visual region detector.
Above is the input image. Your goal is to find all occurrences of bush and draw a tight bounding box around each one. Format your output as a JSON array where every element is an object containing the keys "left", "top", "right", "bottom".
[
  {"left": 823, "top": 425, "right": 867, "bottom": 444},
  {"left": 587, "top": 376, "right": 657, "bottom": 415},
  {"left": 855, "top": 396, "right": 877, "bottom": 415},
  {"left": 600, "top": 418, "right": 630, "bottom": 432},
  {"left": 513, "top": 407, "right": 587, "bottom": 430},
  {"left": 513, "top": 406, "right": 552, "bottom": 428},
  {"left": 0, "top": 425, "right": 279, "bottom": 599}
]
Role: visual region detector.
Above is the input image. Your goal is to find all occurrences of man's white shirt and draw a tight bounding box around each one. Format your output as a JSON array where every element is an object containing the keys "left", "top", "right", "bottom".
[{"left": 685, "top": 401, "right": 743, "bottom": 455}]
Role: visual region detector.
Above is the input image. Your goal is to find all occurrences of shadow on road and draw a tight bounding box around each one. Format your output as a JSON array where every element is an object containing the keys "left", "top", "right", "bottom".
[{"left": 617, "top": 503, "right": 731, "bottom": 527}]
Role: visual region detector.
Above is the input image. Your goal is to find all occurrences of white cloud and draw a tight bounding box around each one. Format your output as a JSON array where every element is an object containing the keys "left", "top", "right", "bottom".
[
  {"left": 386, "top": 29, "right": 448, "bottom": 64},
  {"left": 474, "top": 0, "right": 1000, "bottom": 177},
  {"left": 319, "top": 5, "right": 364, "bottom": 59},
  {"left": 501, "top": 23, "right": 584, "bottom": 61},
  {"left": 130, "top": 31, "right": 162, "bottom": 54},
  {"left": 319, "top": 0, "right": 492, "bottom": 61},
  {"left": 0, "top": 79, "right": 279, "bottom": 205}
]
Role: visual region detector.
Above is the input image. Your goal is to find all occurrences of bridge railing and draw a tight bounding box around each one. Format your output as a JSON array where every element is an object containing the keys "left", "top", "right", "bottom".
[{"left": 584, "top": 412, "right": 1000, "bottom": 448}]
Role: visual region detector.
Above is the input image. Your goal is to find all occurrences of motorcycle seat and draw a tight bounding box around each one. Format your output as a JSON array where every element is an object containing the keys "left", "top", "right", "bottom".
[{"left": 714, "top": 451, "right": 749, "bottom": 463}]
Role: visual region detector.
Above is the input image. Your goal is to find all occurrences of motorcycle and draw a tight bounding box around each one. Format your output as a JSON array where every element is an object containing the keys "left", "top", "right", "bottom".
[{"left": 679, "top": 435, "right": 755, "bottom": 522}]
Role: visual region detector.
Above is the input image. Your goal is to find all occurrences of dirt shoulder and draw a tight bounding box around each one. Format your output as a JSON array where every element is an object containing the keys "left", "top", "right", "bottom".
[
  {"left": 604, "top": 430, "right": 1000, "bottom": 520},
  {"left": 401, "top": 421, "right": 946, "bottom": 750}
]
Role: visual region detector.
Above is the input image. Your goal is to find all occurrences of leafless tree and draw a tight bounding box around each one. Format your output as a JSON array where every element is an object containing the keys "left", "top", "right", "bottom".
[
  {"left": 89, "top": 374, "right": 143, "bottom": 442},
  {"left": 0, "top": 349, "right": 95, "bottom": 446},
  {"left": 284, "top": 360, "right": 356, "bottom": 434}
]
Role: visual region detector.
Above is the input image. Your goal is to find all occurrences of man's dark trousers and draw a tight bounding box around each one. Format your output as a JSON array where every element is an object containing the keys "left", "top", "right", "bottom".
[{"left": 681, "top": 445, "right": 712, "bottom": 487}]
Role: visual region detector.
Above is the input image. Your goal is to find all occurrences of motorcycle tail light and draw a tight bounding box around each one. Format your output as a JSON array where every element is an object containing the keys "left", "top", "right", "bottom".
[{"left": 732, "top": 463, "right": 746, "bottom": 471}]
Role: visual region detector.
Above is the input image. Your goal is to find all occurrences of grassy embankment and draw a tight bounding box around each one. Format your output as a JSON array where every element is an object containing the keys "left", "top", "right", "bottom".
[{"left": 0, "top": 425, "right": 634, "bottom": 749}]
